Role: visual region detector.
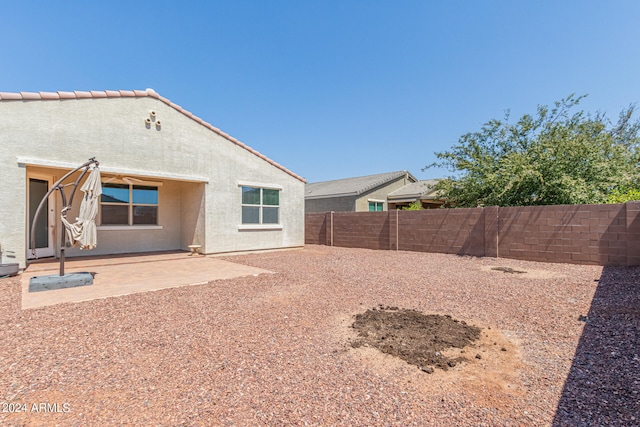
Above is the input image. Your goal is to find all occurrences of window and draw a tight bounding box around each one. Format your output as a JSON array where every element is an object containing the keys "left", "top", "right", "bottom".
[
  {"left": 101, "top": 182, "right": 159, "bottom": 225},
  {"left": 241, "top": 186, "right": 279, "bottom": 224},
  {"left": 368, "top": 201, "right": 384, "bottom": 212}
]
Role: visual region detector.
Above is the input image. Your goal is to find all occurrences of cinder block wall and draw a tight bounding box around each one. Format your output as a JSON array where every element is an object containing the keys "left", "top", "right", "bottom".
[
  {"left": 497, "top": 204, "right": 627, "bottom": 265},
  {"left": 305, "top": 202, "right": 640, "bottom": 266},
  {"left": 626, "top": 202, "right": 640, "bottom": 266},
  {"left": 397, "top": 208, "right": 485, "bottom": 256},
  {"left": 332, "top": 212, "right": 390, "bottom": 250},
  {"left": 305, "top": 213, "right": 328, "bottom": 245}
]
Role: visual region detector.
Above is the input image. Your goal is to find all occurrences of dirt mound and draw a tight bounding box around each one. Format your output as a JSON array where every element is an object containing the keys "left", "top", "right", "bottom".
[{"left": 350, "top": 307, "right": 482, "bottom": 373}]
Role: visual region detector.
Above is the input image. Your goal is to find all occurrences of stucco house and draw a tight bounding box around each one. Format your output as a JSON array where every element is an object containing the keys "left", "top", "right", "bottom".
[
  {"left": 0, "top": 89, "right": 305, "bottom": 269},
  {"left": 305, "top": 171, "right": 417, "bottom": 212},
  {"left": 387, "top": 179, "right": 443, "bottom": 209}
]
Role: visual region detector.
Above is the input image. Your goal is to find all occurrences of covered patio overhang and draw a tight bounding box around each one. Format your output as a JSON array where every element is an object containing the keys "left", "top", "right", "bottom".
[
  {"left": 18, "top": 157, "right": 211, "bottom": 183},
  {"left": 20, "top": 157, "right": 208, "bottom": 265},
  {"left": 387, "top": 196, "right": 445, "bottom": 210}
]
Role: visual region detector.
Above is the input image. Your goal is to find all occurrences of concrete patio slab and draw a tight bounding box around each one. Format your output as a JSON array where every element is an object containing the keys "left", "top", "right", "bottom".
[{"left": 21, "top": 251, "right": 272, "bottom": 309}]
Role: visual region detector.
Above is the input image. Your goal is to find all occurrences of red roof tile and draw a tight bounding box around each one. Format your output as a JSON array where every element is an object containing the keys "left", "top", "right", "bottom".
[
  {"left": 20, "top": 92, "right": 41, "bottom": 100},
  {"left": 40, "top": 92, "right": 60, "bottom": 100},
  {"left": 58, "top": 91, "right": 76, "bottom": 99},
  {"left": 0, "top": 92, "right": 22, "bottom": 100},
  {"left": 0, "top": 88, "right": 305, "bottom": 182},
  {"left": 74, "top": 91, "right": 92, "bottom": 98}
]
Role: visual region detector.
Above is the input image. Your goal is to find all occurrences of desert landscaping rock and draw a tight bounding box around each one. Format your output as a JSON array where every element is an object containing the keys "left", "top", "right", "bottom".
[{"left": 1, "top": 245, "right": 638, "bottom": 426}]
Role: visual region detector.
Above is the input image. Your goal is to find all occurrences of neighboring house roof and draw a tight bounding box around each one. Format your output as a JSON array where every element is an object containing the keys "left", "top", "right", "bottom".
[
  {"left": 306, "top": 171, "right": 416, "bottom": 200},
  {"left": 387, "top": 179, "right": 442, "bottom": 203},
  {"left": 0, "top": 88, "right": 305, "bottom": 183}
]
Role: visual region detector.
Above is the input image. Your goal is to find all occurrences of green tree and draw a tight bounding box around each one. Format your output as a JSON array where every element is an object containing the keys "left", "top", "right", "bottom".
[
  {"left": 401, "top": 201, "right": 423, "bottom": 210},
  {"left": 426, "top": 95, "right": 640, "bottom": 207},
  {"left": 606, "top": 187, "right": 640, "bottom": 204}
]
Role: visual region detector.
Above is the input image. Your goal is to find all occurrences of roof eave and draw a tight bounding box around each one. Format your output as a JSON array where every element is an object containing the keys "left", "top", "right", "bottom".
[
  {"left": 356, "top": 171, "right": 416, "bottom": 195},
  {"left": 388, "top": 192, "right": 423, "bottom": 200},
  {"left": 305, "top": 191, "right": 359, "bottom": 200}
]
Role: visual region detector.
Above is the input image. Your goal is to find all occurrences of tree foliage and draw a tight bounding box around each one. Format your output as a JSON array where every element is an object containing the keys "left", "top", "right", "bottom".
[
  {"left": 401, "top": 201, "right": 423, "bottom": 210},
  {"left": 606, "top": 187, "right": 640, "bottom": 204},
  {"left": 426, "top": 95, "right": 640, "bottom": 207}
]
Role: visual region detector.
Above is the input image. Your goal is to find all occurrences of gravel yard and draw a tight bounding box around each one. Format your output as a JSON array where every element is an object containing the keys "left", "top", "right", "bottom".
[{"left": 1, "top": 245, "right": 638, "bottom": 426}]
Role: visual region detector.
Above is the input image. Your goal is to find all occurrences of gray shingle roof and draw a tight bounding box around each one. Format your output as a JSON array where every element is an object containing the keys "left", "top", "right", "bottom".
[
  {"left": 387, "top": 179, "right": 442, "bottom": 200},
  {"left": 306, "top": 171, "right": 416, "bottom": 199}
]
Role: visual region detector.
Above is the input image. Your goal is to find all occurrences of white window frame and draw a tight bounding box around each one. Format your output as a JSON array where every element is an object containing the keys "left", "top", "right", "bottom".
[{"left": 238, "top": 181, "right": 283, "bottom": 230}]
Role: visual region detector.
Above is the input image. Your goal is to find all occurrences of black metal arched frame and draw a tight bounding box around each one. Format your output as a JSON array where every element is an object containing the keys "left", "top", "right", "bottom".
[{"left": 29, "top": 157, "right": 99, "bottom": 276}]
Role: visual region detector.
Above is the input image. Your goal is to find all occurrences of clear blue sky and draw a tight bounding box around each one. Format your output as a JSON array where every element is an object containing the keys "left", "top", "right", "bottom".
[{"left": 2, "top": 1, "right": 639, "bottom": 183}]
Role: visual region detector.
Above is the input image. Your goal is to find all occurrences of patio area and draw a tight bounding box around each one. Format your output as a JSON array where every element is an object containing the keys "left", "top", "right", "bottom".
[{"left": 21, "top": 251, "right": 273, "bottom": 309}]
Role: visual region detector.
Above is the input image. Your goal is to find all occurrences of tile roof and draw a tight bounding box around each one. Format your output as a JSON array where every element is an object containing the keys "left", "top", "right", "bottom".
[
  {"left": 0, "top": 88, "right": 305, "bottom": 183},
  {"left": 305, "top": 171, "right": 416, "bottom": 199}
]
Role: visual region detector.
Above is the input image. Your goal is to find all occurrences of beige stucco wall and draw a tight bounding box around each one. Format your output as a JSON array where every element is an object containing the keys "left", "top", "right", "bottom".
[
  {"left": 180, "top": 182, "right": 206, "bottom": 250},
  {"left": 0, "top": 96, "right": 305, "bottom": 267},
  {"left": 354, "top": 176, "right": 414, "bottom": 211}
]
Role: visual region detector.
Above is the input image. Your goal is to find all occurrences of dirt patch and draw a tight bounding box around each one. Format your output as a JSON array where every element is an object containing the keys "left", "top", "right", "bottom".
[
  {"left": 491, "top": 266, "right": 526, "bottom": 274},
  {"left": 480, "top": 264, "right": 566, "bottom": 279},
  {"left": 350, "top": 306, "right": 482, "bottom": 373},
  {"left": 340, "top": 306, "right": 526, "bottom": 411}
]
